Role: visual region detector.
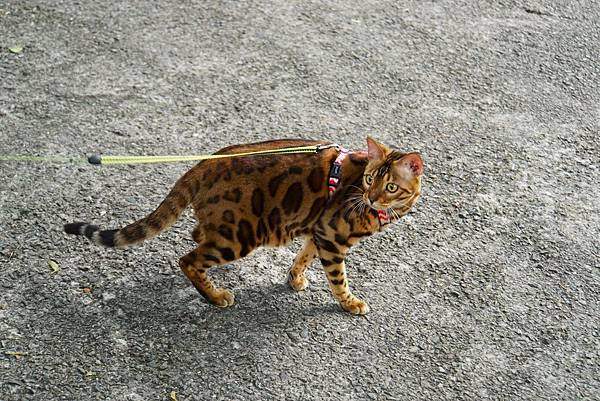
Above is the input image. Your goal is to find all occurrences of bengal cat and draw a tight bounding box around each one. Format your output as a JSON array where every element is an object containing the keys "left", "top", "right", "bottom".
[{"left": 64, "top": 137, "right": 423, "bottom": 314}]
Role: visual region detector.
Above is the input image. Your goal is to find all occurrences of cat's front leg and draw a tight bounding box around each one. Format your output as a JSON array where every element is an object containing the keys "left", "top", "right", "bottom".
[{"left": 314, "top": 236, "right": 370, "bottom": 315}]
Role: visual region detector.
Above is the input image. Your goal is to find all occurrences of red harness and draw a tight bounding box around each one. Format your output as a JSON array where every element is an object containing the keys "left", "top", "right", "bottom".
[{"left": 327, "top": 146, "right": 391, "bottom": 228}]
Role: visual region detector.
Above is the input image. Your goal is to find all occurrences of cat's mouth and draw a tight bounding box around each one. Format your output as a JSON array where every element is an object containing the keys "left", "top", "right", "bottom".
[{"left": 367, "top": 198, "right": 412, "bottom": 216}]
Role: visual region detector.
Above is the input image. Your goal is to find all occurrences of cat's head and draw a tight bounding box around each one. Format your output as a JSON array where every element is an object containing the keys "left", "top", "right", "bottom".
[{"left": 362, "top": 137, "right": 424, "bottom": 215}]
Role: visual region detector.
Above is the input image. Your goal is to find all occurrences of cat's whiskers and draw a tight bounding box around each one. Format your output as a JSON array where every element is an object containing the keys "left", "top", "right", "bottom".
[
  {"left": 346, "top": 197, "right": 366, "bottom": 218},
  {"left": 346, "top": 193, "right": 363, "bottom": 202},
  {"left": 343, "top": 195, "right": 360, "bottom": 210},
  {"left": 389, "top": 207, "right": 402, "bottom": 221},
  {"left": 344, "top": 186, "right": 367, "bottom": 218},
  {"left": 345, "top": 198, "right": 360, "bottom": 212},
  {"left": 344, "top": 194, "right": 363, "bottom": 206}
]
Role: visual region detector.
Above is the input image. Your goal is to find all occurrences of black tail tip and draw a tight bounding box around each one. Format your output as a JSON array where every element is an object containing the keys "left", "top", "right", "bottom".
[
  {"left": 64, "top": 222, "right": 99, "bottom": 238},
  {"left": 64, "top": 222, "right": 88, "bottom": 235}
]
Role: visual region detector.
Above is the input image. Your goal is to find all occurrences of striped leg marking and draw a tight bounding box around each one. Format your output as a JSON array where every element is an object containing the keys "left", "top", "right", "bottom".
[
  {"left": 288, "top": 238, "right": 318, "bottom": 291},
  {"left": 316, "top": 238, "right": 369, "bottom": 315},
  {"left": 179, "top": 246, "right": 235, "bottom": 307}
]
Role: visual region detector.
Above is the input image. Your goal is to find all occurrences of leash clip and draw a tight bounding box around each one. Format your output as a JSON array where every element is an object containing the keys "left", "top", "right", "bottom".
[
  {"left": 88, "top": 154, "right": 102, "bottom": 165},
  {"left": 316, "top": 143, "right": 341, "bottom": 152}
]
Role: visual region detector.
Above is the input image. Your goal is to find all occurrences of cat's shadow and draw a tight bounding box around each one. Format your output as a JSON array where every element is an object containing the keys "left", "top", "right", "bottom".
[
  {"left": 25, "top": 270, "right": 362, "bottom": 370},
  {"left": 96, "top": 274, "right": 344, "bottom": 342}
]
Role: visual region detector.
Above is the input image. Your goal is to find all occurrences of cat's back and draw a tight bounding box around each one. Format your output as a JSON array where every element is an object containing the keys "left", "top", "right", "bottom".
[{"left": 192, "top": 138, "right": 335, "bottom": 190}]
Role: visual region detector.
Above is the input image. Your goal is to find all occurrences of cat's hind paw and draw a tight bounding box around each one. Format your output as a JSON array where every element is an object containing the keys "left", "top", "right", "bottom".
[
  {"left": 209, "top": 288, "right": 235, "bottom": 307},
  {"left": 288, "top": 273, "right": 309, "bottom": 291}
]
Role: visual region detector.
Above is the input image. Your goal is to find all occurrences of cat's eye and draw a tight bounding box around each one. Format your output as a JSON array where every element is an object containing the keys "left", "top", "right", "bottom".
[
  {"left": 386, "top": 183, "right": 399, "bottom": 193},
  {"left": 365, "top": 175, "right": 374, "bottom": 185}
]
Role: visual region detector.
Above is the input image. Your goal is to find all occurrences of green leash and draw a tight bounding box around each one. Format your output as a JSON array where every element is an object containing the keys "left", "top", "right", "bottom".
[
  {"left": 0, "top": 155, "right": 87, "bottom": 163},
  {"left": 0, "top": 144, "right": 336, "bottom": 165}
]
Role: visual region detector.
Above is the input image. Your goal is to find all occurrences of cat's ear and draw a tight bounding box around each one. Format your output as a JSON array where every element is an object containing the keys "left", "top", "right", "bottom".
[
  {"left": 394, "top": 153, "right": 424, "bottom": 178},
  {"left": 366, "top": 136, "right": 387, "bottom": 161}
]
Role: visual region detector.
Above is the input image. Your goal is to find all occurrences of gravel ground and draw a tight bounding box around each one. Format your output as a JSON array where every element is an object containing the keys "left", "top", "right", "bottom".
[{"left": 1, "top": 1, "right": 599, "bottom": 400}]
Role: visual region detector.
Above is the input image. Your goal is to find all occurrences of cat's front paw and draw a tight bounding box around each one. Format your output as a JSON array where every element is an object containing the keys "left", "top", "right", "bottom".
[
  {"left": 341, "top": 297, "right": 370, "bottom": 315},
  {"left": 288, "top": 272, "right": 309, "bottom": 291},
  {"left": 209, "top": 288, "right": 235, "bottom": 307}
]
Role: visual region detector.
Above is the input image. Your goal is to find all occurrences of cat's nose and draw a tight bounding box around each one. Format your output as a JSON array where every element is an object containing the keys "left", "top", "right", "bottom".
[{"left": 368, "top": 194, "right": 377, "bottom": 204}]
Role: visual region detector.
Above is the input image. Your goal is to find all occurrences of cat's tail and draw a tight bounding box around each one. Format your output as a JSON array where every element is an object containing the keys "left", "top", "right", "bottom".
[{"left": 63, "top": 174, "right": 194, "bottom": 248}]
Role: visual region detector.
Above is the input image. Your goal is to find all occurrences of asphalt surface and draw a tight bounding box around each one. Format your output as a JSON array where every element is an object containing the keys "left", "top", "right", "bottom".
[{"left": 1, "top": 1, "right": 599, "bottom": 400}]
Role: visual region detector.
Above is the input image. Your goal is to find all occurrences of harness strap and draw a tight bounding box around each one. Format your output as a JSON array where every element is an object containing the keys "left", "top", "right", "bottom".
[{"left": 327, "top": 146, "right": 349, "bottom": 194}]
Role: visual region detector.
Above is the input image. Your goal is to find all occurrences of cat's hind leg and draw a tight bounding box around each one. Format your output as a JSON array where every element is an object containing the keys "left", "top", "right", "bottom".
[
  {"left": 179, "top": 243, "right": 236, "bottom": 307},
  {"left": 288, "top": 237, "right": 318, "bottom": 291}
]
